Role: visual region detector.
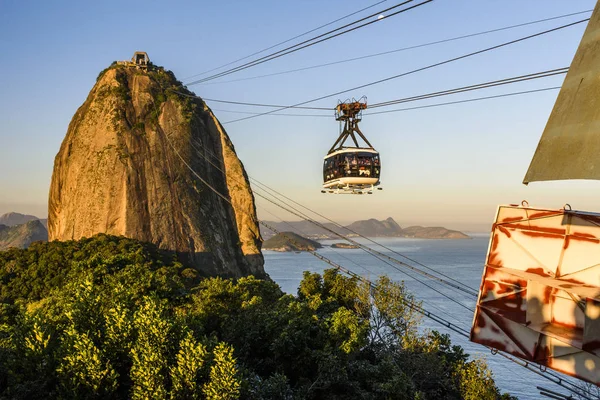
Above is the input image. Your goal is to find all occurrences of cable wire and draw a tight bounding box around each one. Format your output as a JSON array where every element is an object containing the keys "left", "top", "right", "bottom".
[
  {"left": 193, "top": 10, "right": 590, "bottom": 86},
  {"left": 221, "top": 18, "right": 588, "bottom": 124},
  {"left": 177, "top": 91, "right": 331, "bottom": 110},
  {"left": 207, "top": 86, "right": 562, "bottom": 117},
  {"left": 208, "top": 108, "right": 330, "bottom": 117},
  {"left": 188, "top": 0, "right": 433, "bottom": 85},
  {"left": 250, "top": 179, "right": 480, "bottom": 296},
  {"left": 182, "top": 0, "right": 389, "bottom": 80},
  {"left": 175, "top": 67, "right": 567, "bottom": 119},
  {"left": 369, "top": 67, "right": 568, "bottom": 108},
  {"left": 366, "top": 86, "right": 561, "bottom": 115}
]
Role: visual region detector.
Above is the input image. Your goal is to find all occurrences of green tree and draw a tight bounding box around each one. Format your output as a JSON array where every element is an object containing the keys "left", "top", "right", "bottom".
[
  {"left": 170, "top": 330, "right": 207, "bottom": 399},
  {"left": 57, "top": 325, "right": 118, "bottom": 397},
  {"left": 130, "top": 297, "right": 171, "bottom": 400},
  {"left": 203, "top": 342, "right": 241, "bottom": 400}
]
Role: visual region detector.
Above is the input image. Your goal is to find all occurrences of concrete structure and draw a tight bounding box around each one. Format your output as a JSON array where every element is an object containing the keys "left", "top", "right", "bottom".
[
  {"left": 131, "top": 51, "right": 149, "bottom": 69},
  {"left": 116, "top": 51, "right": 150, "bottom": 69}
]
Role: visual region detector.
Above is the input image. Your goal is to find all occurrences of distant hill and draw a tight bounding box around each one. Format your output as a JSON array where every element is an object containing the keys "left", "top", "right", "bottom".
[
  {"left": 263, "top": 232, "right": 323, "bottom": 252},
  {"left": 0, "top": 220, "right": 48, "bottom": 250},
  {"left": 260, "top": 221, "right": 344, "bottom": 240},
  {"left": 260, "top": 217, "right": 469, "bottom": 240},
  {"left": 0, "top": 212, "right": 40, "bottom": 227},
  {"left": 400, "top": 226, "right": 469, "bottom": 239},
  {"left": 345, "top": 217, "right": 402, "bottom": 237}
]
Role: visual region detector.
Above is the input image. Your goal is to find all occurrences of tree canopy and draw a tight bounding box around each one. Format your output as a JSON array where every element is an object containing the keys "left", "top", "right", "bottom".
[{"left": 0, "top": 235, "right": 514, "bottom": 399}]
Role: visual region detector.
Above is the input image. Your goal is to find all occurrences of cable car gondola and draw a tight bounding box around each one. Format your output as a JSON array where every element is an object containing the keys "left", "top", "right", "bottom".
[{"left": 322, "top": 98, "right": 381, "bottom": 194}]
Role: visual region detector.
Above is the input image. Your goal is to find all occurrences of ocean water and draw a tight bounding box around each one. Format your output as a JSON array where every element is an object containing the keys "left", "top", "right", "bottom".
[{"left": 263, "top": 235, "right": 581, "bottom": 400}]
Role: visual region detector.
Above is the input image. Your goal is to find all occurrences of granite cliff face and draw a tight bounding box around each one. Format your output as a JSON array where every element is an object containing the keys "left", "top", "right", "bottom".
[{"left": 48, "top": 63, "right": 264, "bottom": 278}]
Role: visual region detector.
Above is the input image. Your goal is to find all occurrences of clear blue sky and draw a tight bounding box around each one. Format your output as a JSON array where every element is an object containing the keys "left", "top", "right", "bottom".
[{"left": 1, "top": 0, "right": 598, "bottom": 230}]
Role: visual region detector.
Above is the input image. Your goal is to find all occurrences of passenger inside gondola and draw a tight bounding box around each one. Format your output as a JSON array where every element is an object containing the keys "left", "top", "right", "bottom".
[{"left": 324, "top": 151, "right": 380, "bottom": 183}]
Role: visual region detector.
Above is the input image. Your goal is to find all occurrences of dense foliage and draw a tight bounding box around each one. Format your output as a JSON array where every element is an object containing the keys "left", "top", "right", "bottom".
[{"left": 0, "top": 235, "right": 514, "bottom": 399}]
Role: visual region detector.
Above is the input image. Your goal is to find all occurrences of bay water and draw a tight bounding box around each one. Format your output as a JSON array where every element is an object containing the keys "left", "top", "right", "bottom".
[{"left": 264, "top": 235, "right": 582, "bottom": 400}]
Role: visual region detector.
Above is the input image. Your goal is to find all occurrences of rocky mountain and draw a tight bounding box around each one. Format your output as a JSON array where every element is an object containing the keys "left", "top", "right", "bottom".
[
  {"left": 0, "top": 220, "right": 48, "bottom": 250},
  {"left": 48, "top": 61, "right": 264, "bottom": 278},
  {"left": 0, "top": 212, "right": 39, "bottom": 227},
  {"left": 260, "top": 217, "right": 469, "bottom": 240},
  {"left": 263, "top": 232, "right": 322, "bottom": 252}
]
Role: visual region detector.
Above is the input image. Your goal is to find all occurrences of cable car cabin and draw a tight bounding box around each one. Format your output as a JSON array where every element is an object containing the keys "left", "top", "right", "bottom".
[
  {"left": 323, "top": 148, "right": 381, "bottom": 194},
  {"left": 323, "top": 98, "right": 381, "bottom": 194}
]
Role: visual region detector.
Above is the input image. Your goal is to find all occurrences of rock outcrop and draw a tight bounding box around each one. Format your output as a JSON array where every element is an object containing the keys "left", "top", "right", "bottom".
[
  {"left": 48, "top": 62, "right": 264, "bottom": 278},
  {"left": 263, "top": 232, "right": 322, "bottom": 252},
  {"left": 0, "top": 220, "right": 48, "bottom": 250}
]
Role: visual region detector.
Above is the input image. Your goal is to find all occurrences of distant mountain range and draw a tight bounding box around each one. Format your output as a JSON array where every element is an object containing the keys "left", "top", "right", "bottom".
[
  {"left": 0, "top": 212, "right": 49, "bottom": 250},
  {"left": 0, "top": 212, "right": 47, "bottom": 228},
  {"left": 260, "top": 217, "right": 469, "bottom": 240},
  {"left": 0, "top": 220, "right": 48, "bottom": 250},
  {"left": 0, "top": 213, "right": 468, "bottom": 252}
]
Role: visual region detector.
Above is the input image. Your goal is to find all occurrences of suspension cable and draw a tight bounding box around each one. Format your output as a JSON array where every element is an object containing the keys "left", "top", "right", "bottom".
[
  {"left": 189, "top": 0, "right": 433, "bottom": 85},
  {"left": 366, "top": 86, "right": 561, "bottom": 115},
  {"left": 220, "top": 18, "right": 588, "bottom": 124},
  {"left": 191, "top": 10, "right": 589, "bottom": 86},
  {"left": 250, "top": 178, "right": 480, "bottom": 295},
  {"left": 182, "top": 0, "right": 390, "bottom": 81},
  {"left": 368, "top": 67, "right": 569, "bottom": 108},
  {"left": 178, "top": 67, "right": 567, "bottom": 115},
  {"left": 208, "top": 108, "right": 330, "bottom": 117},
  {"left": 201, "top": 86, "right": 561, "bottom": 118}
]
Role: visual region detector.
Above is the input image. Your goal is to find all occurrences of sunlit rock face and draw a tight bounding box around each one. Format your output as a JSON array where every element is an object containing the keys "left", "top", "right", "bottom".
[{"left": 48, "top": 64, "right": 265, "bottom": 278}]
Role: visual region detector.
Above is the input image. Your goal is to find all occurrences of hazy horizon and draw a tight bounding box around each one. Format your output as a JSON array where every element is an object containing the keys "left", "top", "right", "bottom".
[{"left": 0, "top": 202, "right": 555, "bottom": 233}]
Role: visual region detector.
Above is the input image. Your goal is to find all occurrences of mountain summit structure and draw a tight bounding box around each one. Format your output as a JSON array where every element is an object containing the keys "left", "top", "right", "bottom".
[{"left": 48, "top": 54, "right": 264, "bottom": 278}]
